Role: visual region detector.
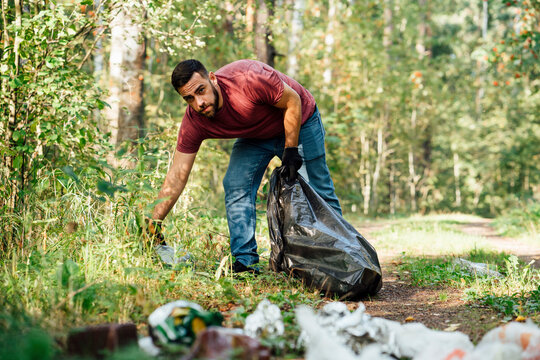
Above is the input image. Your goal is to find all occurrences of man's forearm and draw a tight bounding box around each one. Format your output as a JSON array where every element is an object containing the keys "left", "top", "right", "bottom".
[
  {"left": 152, "top": 187, "right": 183, "bottom": 221},
  {"left": 283, "top": 105, "right": 302, "bottom": 148},
  {"left": 151, "top": 150, "right": 196, "bottom": 221},
  {"left": 275, "top": 82, "right": 302, "bottom": 148}
]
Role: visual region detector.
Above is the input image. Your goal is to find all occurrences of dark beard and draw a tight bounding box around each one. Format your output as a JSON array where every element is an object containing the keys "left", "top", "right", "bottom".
[{"left": 202, "top": 82, "right": 220, "bottom": 119}]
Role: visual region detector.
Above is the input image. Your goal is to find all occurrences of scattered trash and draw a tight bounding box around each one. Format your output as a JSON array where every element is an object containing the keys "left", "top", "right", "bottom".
[
  {"left": 244, "top": 299, "right": 284, "bottom": 339},
  {"left": 141, "top": 300, "right": 274, "bottom": 359},
  {"left": 478, "top": 321, "right": 540, "bottom": 358},
  {"left": 453, "top": 258, "right": 502, "bottom": 278},
  {"left": 138, "top": 336, "right": 161, "bottom": 357},
  {"left": 148, "top": 300, "right": 223, "bottom": 346},
  {"left": 67, "top": 323, "right": 137, "bottom": 359},
  {"left": 139, "top": 299, "right": 540, "bottom": 360},
  {"left": 295, "top": 305, "right": 393, "bottom": 360},
  {"left": 295, "top": 300, "right": 540, "bottom": 360},
  {"left": 296, "top": 301, "right": 475, "bottom": 360},
  {"left": 267, "top": 167, "right": 383, "bottom": 300},
  {"left": 154, "top": 244, "right": 191, "bottom": 266},
  {"left": 181, "top": 327, "right": 271, "bottom": 360}
]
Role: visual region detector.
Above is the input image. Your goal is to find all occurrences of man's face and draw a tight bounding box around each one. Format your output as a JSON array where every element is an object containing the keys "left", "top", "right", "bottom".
[{"left": 178, "top": 72, "right": 220, "bottom": 119}]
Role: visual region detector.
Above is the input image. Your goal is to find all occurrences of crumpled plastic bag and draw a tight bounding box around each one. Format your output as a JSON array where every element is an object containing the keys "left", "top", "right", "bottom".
[
  {"left": 295, "top": 301, "right": 540, "bottom": 360},
  {"left": 244, "top": 299, "right": 284, "bottom": 339},
  {"left": 295, "top": 306, "right": 394, "bottom": 360},
  {"left": 453, "top": 258, "right": 502, "bottom": 278},
  {"left": 295, "top": 301, "right": 473, "bottom": 360},
  {"left": 155, "top": 244, "right": 191, "bottom": 266},
  {"left": 476, "top": 321, "right": 540, "bottom": 359},
  {"left": 267, "top": 167, "right": 382, "bottom": 299}
]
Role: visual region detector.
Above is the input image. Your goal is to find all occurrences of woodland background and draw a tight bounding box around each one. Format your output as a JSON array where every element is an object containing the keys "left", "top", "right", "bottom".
[{"left": 0, "top": 0, "right": 539, "bottom": 249}]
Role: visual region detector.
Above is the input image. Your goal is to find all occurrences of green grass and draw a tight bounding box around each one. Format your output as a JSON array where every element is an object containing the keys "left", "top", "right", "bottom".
[
  {"left": 354, "top": 214, "right": 500, "bottom": 256},
  {"left": 3, "top": 184, "right": 540, "bottom": 360},
  {"left": 494, "top": 202, "right": 540, "bottom": 236},
  {"left": 349, "top": 214, "right": 540, "bottom": 320}
]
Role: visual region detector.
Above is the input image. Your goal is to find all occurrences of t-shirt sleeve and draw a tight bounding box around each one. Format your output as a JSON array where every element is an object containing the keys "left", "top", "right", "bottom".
[
  {"left": 243, "top": 62, "right": 285, "bottom": 105},
  {"left": 176, "top": 110, "right": 205, "bottom": 153}
]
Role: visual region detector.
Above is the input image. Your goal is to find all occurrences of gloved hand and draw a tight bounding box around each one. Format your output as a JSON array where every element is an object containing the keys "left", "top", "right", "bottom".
[
  {"left": 144, "top": 217, "right": 166, "bottom": 245},
  {"left": 282, "top": 146, "right": 303, "bottom": 182}
]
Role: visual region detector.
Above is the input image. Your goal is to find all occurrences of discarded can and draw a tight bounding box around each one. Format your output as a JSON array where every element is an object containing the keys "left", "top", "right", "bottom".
[
  {"left": 67, "top": 323, "right": 137, "bottom": 359},
  {"left": 182, "top": 327, "right": 271, "bottom": 360},
  {"left": 148, "top": 300, "right": 223, "bottom": 346}
]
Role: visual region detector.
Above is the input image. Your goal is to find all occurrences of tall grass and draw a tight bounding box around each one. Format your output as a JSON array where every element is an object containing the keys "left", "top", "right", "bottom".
[
  {"left": 0, "top": 132, "right": 320, "bottom": 359},
  {"left": 494, "top": 201, "right": 540, "bottom": 236}
]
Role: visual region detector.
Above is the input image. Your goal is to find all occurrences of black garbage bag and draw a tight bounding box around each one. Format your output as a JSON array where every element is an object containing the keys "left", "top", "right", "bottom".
[{"left": 267, "top": 167, "right": 382, "bottom": 299}]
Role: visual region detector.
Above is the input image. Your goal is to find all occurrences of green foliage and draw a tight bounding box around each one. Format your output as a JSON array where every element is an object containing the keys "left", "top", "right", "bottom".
[
  {"left": 478, "top": 286, "right": 540, "bottom": 317},
  {"left": 0, "top": 1, "right": 106, "bottom": 246},
  {"left": 494, "top": 201, "right": 540, "bottom": 235},
  {"left": 0, "top": 309, "right": 57, "bottom": 360},
  {"left": 399, "top": 251, "right": 540, "bottom": 318},
  {"left": 399, "top": 257, "right": 474, "bottom": 287}
]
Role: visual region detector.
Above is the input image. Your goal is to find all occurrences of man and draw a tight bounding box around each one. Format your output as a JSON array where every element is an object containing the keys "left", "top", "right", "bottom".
[{"left": 149, "top": 59, "right": 341, "bottom": 273}]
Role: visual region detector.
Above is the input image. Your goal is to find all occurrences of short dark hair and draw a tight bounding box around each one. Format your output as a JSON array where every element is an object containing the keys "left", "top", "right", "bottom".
[{"left": 171, "top": 59, "right": 209, "bottom": 91}]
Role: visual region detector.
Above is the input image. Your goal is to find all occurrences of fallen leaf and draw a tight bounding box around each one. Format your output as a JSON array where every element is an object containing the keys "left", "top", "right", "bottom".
[
  {"left": 516, "top": 315, "right": 527, "bottom": 322},
  {"left": 405, "top": 316, "right": 415, "bottom": 322},
  {"left": 444, "top": 323, "right": 461, "bottom": 332}
]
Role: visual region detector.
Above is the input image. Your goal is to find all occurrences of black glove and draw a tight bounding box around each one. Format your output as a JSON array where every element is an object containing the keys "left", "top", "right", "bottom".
[
  {"left": 282, "top": 146, "right": 303, "bottom": 182},
  {"left": 144, "top": 218, "right": 166, "bottom": 245}
]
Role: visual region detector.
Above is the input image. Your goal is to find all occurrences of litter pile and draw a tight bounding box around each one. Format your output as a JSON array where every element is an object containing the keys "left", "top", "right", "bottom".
[
  {"left": 295, "top": 302, "right": 540, "bottom": 360},
  {"left": 68, "top": 299, "right": 540, "bottom": 359}
]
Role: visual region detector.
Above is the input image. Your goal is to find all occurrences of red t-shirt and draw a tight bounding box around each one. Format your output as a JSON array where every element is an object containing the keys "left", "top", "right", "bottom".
[{"left": 176, "top": 60, "right": 316, "bottom": 153}]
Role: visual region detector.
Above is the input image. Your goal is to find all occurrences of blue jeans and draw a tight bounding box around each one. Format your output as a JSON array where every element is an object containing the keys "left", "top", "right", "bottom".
[{"left": 223, "top": 107, "right": 342, "bottom": 266}]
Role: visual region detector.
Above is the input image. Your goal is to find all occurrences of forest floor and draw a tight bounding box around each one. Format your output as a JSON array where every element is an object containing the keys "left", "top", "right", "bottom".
[{"left": 336, "top": 218, "right": 540, "bottom": 343}]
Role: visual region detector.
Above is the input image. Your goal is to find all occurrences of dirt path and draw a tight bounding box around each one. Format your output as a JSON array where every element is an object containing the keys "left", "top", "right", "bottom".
[
  {"left": 339, "top": 219, "right": 540, "bottom": 342},
  {"left": 457, "top": 218, "right": 540, "bottom": 267}
]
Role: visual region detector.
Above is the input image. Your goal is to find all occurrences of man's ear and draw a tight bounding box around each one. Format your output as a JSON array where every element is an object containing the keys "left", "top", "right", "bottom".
[{"left": 209, "top": 72, "right": 218, "bottom": 86}]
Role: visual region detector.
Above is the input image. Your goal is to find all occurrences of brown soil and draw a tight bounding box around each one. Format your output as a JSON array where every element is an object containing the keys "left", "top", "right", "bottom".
[{"left": 334, "top": 219, "right": 540, "bottom": 343}]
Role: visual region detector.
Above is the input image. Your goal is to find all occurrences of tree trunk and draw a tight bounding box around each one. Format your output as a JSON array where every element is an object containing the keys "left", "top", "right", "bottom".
[
  {"left": 408, "top": 147, "right": 417, "bottom": 212},
  {"left": 453, "top": 152, "right": 462, "bottom": 207},
  {"left": 475, "top": 0, "right": 488, "bottom": 120},
  {"left": 323, "top": 0, "right": 337, "bottom": 84},
  {"left": 389, "top": 163, "right": 396, "bottom": 214},
  {"left": 93, "top": 0, "right": 105, "bottom": 79},
  {"left": 287, "top": 0, "right": 304, "bottom": 78},
  {"left": 371, "top": 124, "right": 385, "bottom": 213},
  {"left": 107, "top": 6, "right": 145, "bottom": 147},
  {"left": 383, "top": 0, "right": 393, "bottom": 48},
  {"left": 360, "top": 132, "right": 371, "bottom": 215},
  {"left": 416, "top": 0, "right": 428, "bottom": 59},
  {"left": 9, "top": 0, "right": 22, "bottom": 211},
  {"left": 0, "top": 0, "right": 22, "bottom": 244},
  {"left": 416, "top": 1, "right": 433, "bottom": 212},
  {"left": 380, "top": 0, "right": 392, "bottom": 213},
  {"left": 246, "top": 0, "right": 255, "bottom": 53},
  {"left": 254, "top": 0, "right": 275, "bottom": 66}
]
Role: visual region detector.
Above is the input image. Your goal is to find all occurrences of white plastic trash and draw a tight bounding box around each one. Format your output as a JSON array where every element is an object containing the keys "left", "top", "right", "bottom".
[
  {"left": 453, "top": 258, "right": 502, "bottom": 278},
  {"left": 477, "top": 321, "right": 540, "bottom": 359},
  {"left": 394, "top": 322, "right": 473, "bottom": 359},
  {"left": 154, "top": 244, "right": 191, "bottom": 265},
  {"left": 244, "top": 299, "right": 284, "bottom": 339}
]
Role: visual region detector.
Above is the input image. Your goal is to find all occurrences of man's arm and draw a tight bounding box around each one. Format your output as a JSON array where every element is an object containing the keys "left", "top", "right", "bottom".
[
  {"left": 152, "top": 150, "right": 197, "bottom": 221},
  {"left": 273, "top": 81, "right": 302, "bottom": 147}
]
